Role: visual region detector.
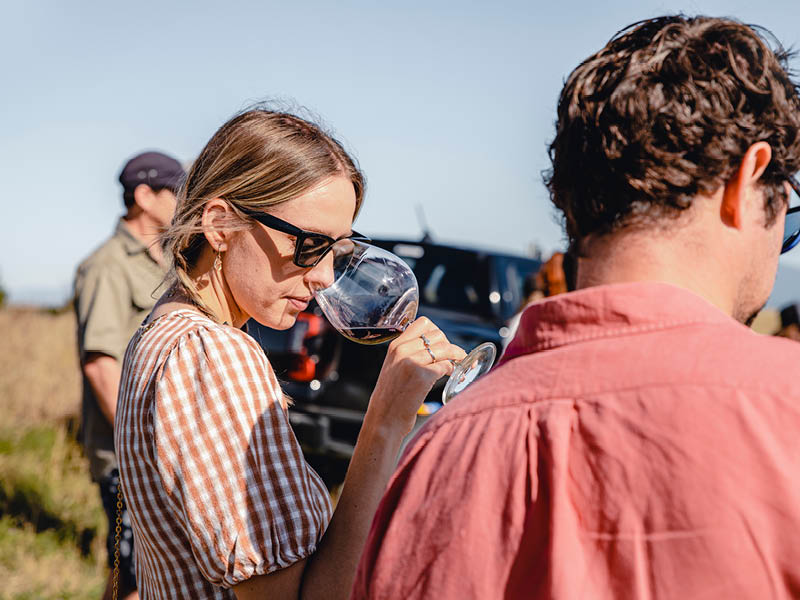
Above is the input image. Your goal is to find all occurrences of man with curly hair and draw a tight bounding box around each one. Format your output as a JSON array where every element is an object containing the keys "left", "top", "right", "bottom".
[{"left": 353, "top": 15, "right": 800, "bottom": 599}]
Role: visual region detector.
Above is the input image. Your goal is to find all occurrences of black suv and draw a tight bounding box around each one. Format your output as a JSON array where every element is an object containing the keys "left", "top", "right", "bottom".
[{"left": 248, "top": 238, "right": 541, "bottom": 487}]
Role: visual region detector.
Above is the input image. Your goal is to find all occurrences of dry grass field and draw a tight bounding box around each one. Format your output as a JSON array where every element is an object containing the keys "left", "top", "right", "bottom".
[
  {"left": 0, "top": 305, "right": 106, "bottom": 599},
  {"left": 0, "top": 304, "right": 346, "bottom": 599}
]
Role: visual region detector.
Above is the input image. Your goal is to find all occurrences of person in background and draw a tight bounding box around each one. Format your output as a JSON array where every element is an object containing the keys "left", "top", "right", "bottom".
[
  {"left": 502, "top": 251, "right": 576, "bottom": 351},
  {"left": 353, "top": 15, "right": 800, "bottom": 599},
  {"left": 532, "top": 251, "right": 570, "bottom": 298},
  {"left": 74, "top": 151, "right": 185, "bottom": 600},
  {"left": 777, "top": 303, "right": 800, "bottom": 341}
]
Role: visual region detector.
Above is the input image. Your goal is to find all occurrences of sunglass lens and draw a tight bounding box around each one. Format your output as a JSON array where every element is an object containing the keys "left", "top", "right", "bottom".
[
  {"left": 782, "top": 209, "right": 800, "bottom": 254},
  {"left": 297, "top": 235, "right": 332, "bottom": 266}
]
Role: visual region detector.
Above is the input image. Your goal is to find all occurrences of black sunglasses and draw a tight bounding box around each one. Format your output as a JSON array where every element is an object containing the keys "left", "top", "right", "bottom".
[
  {"left": 782, "top": 176, "right": 800, "bottom": 254},
  {"left": 239, "top": 207, "right": 370, "bottom": 268}
]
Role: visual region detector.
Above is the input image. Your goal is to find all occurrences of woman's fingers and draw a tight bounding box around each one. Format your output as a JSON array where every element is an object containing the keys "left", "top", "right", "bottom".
[
  {"left": 391, "top": 317, "right": 450, "bottom": 354},
  {"left": 369, "top": 317, "right": 468, "bottom": 433},
  {"left": 412, "top": 341, "right": 466, "bottom": 374},
  {"left": 394, "top": 318, "right": 467, "bottom": 367},
  {"left": 413, "top": 340, "right": 465, "bottom": 365},
  {"left": 397, "top": 316, "right": 433, "bottom": 339},
  {"left": 384, "top": 318, "right": 468, "bottom": 384}
]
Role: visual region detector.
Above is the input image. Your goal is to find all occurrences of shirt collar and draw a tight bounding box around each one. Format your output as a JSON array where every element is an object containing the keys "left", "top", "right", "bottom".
[
  {"left": 115, "top": 219, "right": 151, "bottom": 257},
  {"left": 499, "top": 281, "right": 737, "bottom": 365}
]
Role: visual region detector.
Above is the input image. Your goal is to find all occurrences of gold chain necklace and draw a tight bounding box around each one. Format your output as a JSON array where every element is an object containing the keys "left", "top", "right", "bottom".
[{"left": 112, "top": 486, "right": 123, "bottom": 600}]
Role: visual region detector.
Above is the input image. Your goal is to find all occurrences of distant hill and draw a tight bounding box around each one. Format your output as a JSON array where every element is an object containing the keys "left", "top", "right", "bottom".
[
  {"left": 7, "top": 285, "right": 72, "bottom": 308},
  {"left": 768, "top": 263, "right": 800, "bottom": 310}
]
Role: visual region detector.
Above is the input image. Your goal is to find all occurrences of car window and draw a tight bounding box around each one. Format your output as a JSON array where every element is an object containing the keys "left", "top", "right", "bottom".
[
  {"left": 377, "top": 242, "right": 492, "bottom": 317},
  {"left": 493, "top": 255, "right": 541, "bottom": 321}
]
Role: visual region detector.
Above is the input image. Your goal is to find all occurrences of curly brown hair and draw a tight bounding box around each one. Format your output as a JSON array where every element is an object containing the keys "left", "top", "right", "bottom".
[{"left": 545, "top": 15, "right": 800, "bottom": 250}]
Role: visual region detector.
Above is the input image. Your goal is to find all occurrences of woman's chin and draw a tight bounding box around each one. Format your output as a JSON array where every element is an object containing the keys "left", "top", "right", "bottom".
[{"left": 250, "top": 311, "right": 298, "bottom": 331}]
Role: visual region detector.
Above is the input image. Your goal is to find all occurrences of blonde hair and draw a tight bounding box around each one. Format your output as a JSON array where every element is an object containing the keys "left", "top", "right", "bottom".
[{"left": 161, "top": 107, "right": 366, "bottom": 319}]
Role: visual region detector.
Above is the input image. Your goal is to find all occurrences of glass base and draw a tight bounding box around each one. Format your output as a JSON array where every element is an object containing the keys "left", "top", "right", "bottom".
[{"left": 441, "top": 342, "right": 497, "bottom": 404}]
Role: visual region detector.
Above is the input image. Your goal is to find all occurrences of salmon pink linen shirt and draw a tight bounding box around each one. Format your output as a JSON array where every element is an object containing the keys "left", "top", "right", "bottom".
[{"left": 352, "top": 282, "right": 800, "bottom": 599}]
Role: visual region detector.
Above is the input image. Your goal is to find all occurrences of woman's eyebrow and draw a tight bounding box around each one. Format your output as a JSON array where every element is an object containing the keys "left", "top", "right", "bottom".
[{"left": 297, "top": 222, "right": 353, "bottom": 240}]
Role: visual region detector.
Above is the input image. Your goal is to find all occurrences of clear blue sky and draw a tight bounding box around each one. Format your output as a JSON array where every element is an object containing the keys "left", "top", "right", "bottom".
[{"left": 3, "top": 0, "right": 799, "bottom": 304}]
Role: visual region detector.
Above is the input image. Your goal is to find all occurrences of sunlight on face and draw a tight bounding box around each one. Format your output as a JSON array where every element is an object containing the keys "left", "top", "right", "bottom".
[{"left": 223, "top": 176, "right": 358, "bottom": 329}]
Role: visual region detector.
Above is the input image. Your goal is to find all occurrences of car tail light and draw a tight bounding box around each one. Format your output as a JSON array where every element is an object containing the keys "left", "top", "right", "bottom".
[
  {"left": 297, "top": 312, "right": 324, "bottom": 338},
  {"left": 289, "top": 355, "right": 317, "bottom": 382},
  {"left": 287, "top": 313, "right": 326, "bottom": 382}
]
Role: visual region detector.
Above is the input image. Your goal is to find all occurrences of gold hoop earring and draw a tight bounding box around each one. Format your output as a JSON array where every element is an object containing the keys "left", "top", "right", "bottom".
[{"left": 214, "top": 249, "right": 223, "bottom": 273}]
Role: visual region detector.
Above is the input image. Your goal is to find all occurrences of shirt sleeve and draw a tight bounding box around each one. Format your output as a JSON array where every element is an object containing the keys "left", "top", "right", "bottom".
[
  {"left": 151, "top": 325, "right": 333, "bottom": 588},
  {"left": 74, "top": 260, "right": 131, "bottom": 361}
]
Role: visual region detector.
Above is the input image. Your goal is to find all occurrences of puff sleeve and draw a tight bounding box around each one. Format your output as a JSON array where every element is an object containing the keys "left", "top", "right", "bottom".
[{"left": 151, "top": 325, "right": 332, "bottom": 588}]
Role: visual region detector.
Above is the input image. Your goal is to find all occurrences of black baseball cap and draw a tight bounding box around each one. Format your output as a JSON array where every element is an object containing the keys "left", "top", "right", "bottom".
[{"left": 118, "top": 151, "right": 185, "bottom": 194}]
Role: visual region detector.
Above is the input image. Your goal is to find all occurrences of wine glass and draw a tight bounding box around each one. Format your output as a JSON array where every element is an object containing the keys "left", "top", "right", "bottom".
[{"left": 312, "top": 241, "right": 496, "bottom": 403}]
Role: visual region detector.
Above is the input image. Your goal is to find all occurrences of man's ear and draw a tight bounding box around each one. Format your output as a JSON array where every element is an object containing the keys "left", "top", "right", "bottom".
[
  {"left": 132, "top": 184, "right": 156, "bottom": 212},
  {"left": 721, "top": 142, "right": 772, "bottom": 229},
  {"left": 201, "top": 199, "right": 232, "bottom": 252}
]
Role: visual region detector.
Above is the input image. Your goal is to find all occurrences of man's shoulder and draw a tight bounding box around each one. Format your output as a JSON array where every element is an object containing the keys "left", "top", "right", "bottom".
[
  {"left": 396, "top": 320, "right": 800, "bottom": 482},
  {"left": 75, "top": 232, "right": 128, "bottom": 276},
  {"left": 430, "top": 315, "right": 800, "bottom": 421},
  {"left": 582, "top": 316, "right": 800, "bottom": 392},
  {"left": 710, "top": 322, "right": 800, "bottom": 384},
  {"left": 402, "top": 381, "right": 533, "bottom": 463}
]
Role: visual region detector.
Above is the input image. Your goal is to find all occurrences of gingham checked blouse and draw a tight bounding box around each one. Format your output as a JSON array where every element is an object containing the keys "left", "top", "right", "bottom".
[{"left": 115, "top": 309, "right": 333, "bottom": 599}]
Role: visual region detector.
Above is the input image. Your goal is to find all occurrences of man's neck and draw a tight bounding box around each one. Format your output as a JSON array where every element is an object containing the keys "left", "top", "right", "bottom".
[
  {"left": 122, "top": 216, "right": 165, "bottom": 265},
  {"left": 577, "top": 228, "right": 737, "bottom": 318}
]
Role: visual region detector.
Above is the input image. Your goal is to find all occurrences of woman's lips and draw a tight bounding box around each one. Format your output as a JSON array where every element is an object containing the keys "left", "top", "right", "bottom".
[{"left": 287, "top": 297, "right": 310, "bottom": 311}]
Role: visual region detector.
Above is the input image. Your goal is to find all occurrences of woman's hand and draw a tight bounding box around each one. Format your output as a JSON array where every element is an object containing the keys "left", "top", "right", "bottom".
[
  {"left": 234, "top": 319, "right": 463, "bottom": 600},
  {"left": 366, "top": 317, "right": 466, "bottom": 435}
]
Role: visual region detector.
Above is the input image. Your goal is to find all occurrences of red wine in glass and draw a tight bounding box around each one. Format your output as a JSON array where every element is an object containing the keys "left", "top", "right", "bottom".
[
  {"left": 338, "top": 326, "right": 404, "bottom": 345},
  {"left": 313, "top": 241, "right": 495, "bottom": 403}
]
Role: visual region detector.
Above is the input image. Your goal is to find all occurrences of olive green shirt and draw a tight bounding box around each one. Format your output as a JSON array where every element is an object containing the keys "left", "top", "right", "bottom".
[{"left": 74, "top": 219, "right": 166, "bottom": 481}]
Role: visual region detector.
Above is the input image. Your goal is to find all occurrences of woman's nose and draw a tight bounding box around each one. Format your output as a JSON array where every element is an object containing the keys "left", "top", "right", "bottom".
[{"left": 306, "top": 251, "right": 336, "bottom": 291}]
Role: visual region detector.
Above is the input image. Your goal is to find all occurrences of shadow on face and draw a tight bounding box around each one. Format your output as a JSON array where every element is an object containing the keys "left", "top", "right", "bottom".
[{"left": 248, "top": 222, "right": 302, "bottom": 284}]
